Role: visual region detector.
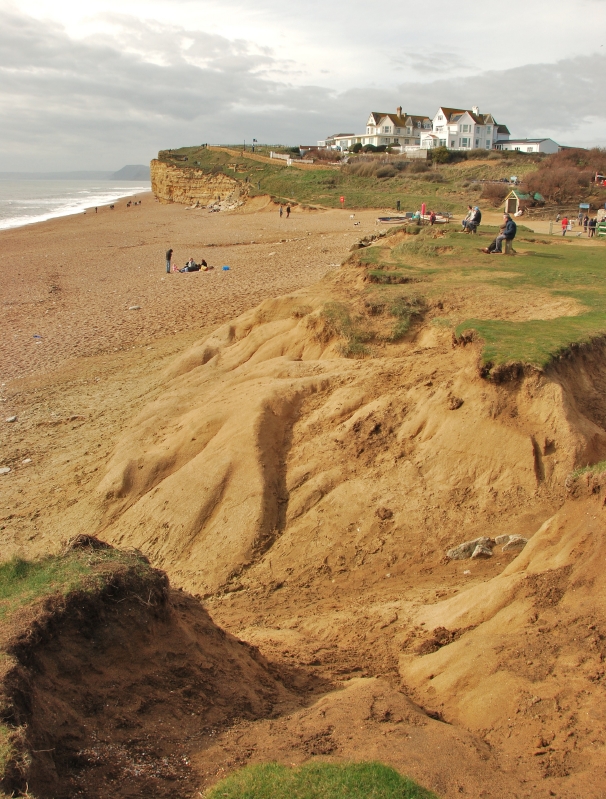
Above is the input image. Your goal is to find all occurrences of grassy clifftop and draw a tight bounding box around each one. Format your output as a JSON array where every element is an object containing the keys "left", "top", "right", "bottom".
[{"left": 156, "top": 146, "right": 540, "bottom": 213}]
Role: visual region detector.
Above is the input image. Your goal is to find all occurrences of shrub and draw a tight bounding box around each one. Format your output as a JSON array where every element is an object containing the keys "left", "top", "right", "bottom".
[
  {"left": 409, "top": 161, "right": 429, "bottom": 173},
  {"left": 431, "top": 146, "right": 452, "bottom": 164},
  {"left": 424, "top": 172, "right": 445, "bottom": 183},
  {"left": 376, "top": 166, "right": 397, "bottom": 179},
  {"left": 481, "top": 183, "right": 510, "bottom": 206},
  {"left": 525, "top": 166, "right": 593, "bottom": 203},
  {"left": 351, "top": 142, "right": 363, "bottom": 153},
  {"left": 362, "top": 144, "right": 378, "bottom": 153},
  {"left": 393, "top": 160, "right": 408, "bottom": 171}
]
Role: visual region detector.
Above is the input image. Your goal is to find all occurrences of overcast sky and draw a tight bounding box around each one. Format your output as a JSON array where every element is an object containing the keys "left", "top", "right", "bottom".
[{"left": 1, "top": 0, "right": 605, "bottom": 170}]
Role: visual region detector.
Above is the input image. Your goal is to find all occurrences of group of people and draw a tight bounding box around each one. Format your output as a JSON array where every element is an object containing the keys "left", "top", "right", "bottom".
[
  {"left": 461, "top": 205, "right": 482, "bottom": 233},
  {"left": 279, "top": 205, "right": 291, "bottom": 218},
  {"left": 557, "top": 213, "right": 599, "bottom": 237},
  {"left": 165, "top": 249, "right": 213, "bottom": 273}
]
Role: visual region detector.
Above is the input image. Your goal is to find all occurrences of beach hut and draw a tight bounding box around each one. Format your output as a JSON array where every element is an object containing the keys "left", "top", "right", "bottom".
[{"left": 504, "top": 189, "right": 544, "bottom": 215}]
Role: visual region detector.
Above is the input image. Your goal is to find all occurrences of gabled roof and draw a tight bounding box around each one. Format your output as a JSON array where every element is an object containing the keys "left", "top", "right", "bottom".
[
  {"left": 497, "top": 124, "right": 511, "bottom": 135},
  {"left": 436, "top": 106, "right": 495, "bottom": 126},
  {"left": 367, "top": 112, "right": 385, "bottom": 125}
]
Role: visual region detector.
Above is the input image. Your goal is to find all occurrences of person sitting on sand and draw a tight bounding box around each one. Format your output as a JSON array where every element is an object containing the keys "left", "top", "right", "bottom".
[
  {"left": 482, "top": 213, "right": 517, "bottom": 254},
  {"left": 180, "top": 258, "right": 201, "bottom": 273}
]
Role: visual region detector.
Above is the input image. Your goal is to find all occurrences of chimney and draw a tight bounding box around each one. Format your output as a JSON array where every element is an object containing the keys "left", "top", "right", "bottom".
[
  {"left": 397, "top": 106, "right": 403, "bottom": 118},
  {"left": 472, "top": 105, "right": 480, "bottom": 116}
]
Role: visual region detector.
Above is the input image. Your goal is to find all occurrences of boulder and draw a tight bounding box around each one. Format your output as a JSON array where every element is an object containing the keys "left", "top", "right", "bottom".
[
  {"left": 446, "top": 536, "right": 493, "bottom": 560},
  {"left": 495, "top": 534, "right": 510, "bottom": 545},
  {"left": 471, "top": 543, "right": 493, "bottom": 559},
  {"left": 502, "top": 535, "right": 528, "bottom": 552}
]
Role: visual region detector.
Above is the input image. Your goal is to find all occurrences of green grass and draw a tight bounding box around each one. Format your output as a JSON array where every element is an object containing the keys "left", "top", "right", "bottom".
[
  {"left": 570, "top": 459, "right": 606, "bottom": 479},
  {"left": 204, "top": 761, "right": 438, "bottom": 799},
  {"left": 0, "top": 548, "right": 149, "bottom": 624},
  {"left": 156, "top": 146, "right": 536, "bottom": 213},
  {"left": 321, "top": 302, "right": 374, "bottom": 357},
  {"left": 360, "top": 224, "right": 606, "bottom": 372}
]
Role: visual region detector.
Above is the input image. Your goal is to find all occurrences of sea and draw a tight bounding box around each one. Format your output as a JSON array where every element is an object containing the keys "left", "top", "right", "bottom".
[{"left": 0, "top": 179, "right": 152, "bottom": 231}]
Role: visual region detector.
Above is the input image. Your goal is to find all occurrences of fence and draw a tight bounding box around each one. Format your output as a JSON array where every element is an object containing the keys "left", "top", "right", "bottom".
[{"left": 269, "top": 152, "right": 314, "bottom": 165}]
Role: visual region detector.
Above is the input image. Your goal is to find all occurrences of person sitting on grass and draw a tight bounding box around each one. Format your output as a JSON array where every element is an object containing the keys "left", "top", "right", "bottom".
[
  {"left": 482, "top": 213, "right": 517, "bottom": 254},
  {"left": 464, "top": 206, "right": 482, "bottom": 234},
  {"left": 461, "top": 205, "right": 473, "bottom": 233}
]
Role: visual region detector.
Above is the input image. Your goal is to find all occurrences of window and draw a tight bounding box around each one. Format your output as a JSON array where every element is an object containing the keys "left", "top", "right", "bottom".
[
  {"left": 475, "top": 139, "right": 479, "bottom": 147},
  {"left": 438, "top": 115, "right": 443, "bottom": 121},
  {"left": 515, "top": 147, "right": 521, "bottom": 151},
  {"left": 450, "top": 141, "right": 455, "bottom": 147},
  {"left": 460, "top": 137, "right": 470, "bottom": 147},
  {"left": 407, "top": 127, "right": 412, "bottom": 134},
  {"left": 485, "top": 142, "right": 491, "bottom": 149},
  {"left": 486, "top": 126, "right": 491, "bottom": 133},
  {"left": 527, "top": 147, "right": 533, "bottom": 152},
  {"left": 394, "top": 139, "right": 400, "bottom": 144},
  {"left": 439, "top": 139, "right": 447, "bottom": 147},
  {"left": 395, "top": 127, "right": 400, "bottom": 134}
]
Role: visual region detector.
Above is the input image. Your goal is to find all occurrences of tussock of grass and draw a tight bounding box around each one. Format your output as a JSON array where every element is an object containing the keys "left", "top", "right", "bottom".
[
  {"left": 321, "top": 302, "right": 373, "bottom": 358},
  {"left": 388, "top": 296, "right": 425, "bottom": 341},
  {"left": 570, "top": 460, "right": 606, "bottom": 479},
  {"left": 204, "top": 761, "right": 439, "bottom": 799}
]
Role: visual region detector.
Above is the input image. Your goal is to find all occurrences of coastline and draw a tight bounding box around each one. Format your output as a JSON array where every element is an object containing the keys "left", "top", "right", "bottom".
[
  {"left": 0, "top": 182, "right": 152, "bottom": 233},
  {"left": 1, "top": 196, "right": 379, "bottom": 385}
]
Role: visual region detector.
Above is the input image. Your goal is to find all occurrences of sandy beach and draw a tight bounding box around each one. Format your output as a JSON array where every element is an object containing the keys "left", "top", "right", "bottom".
[{"left": 1, "top": 194, "right": 382, "bottom": 384}]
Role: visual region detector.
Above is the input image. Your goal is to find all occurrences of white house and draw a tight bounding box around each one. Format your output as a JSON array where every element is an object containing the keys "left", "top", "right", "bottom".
[
  {"left": 319, "top": 104, "right": 522, "bottom": 153},
  {"left": 495, "top": 138, "right": 561, "bottom": 154},
  {"left": 424, "top": 106, "right": 509, "bottom": 151},
  {"left": 318, "top": 107, "right": 432, "bottom": 150}
]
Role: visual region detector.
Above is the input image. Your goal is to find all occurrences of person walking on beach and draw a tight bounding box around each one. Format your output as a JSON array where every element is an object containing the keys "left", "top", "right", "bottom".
[
  {"left": 588, "top": 218, "right": 597, "bottom": 238},
  {"left": 286, "top": 205, "right": 291, "bottom": 218},
  {"left": 561, "top": 217, "right": 569, "bottom": 236},
  {"left": 279, "top": 205, "right": 283, "bottom": 218},
  {"left": 166, "top": 248, "right": 173, "bottom": 273}
]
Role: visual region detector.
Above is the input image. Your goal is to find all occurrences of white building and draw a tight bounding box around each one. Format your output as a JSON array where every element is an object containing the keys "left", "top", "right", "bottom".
[
  {"left": 422, "top": 106, "right": 509, "bottom": 151},
  {"left": 494, "top": 138, "right": 561, "bottom": 154},
  {"left": 318, "top": 107, "right": 433, "bottom": 150},
  {"left": 318, "top": 105, "right": 561, "bottom": 155}
]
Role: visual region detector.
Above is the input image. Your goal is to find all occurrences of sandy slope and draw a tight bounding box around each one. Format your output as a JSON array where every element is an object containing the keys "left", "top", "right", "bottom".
[{"left": 3, "top": 203, "right": 606, "bottom": 798}]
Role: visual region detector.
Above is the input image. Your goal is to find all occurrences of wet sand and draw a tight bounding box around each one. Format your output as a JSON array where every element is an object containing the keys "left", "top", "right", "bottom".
[{"left": 1, "top": 195, "right": 380, "bottom": 385}]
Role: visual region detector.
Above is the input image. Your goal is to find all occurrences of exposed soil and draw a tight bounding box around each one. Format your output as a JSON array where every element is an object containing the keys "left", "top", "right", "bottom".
[{"left": 3, "top": 202, "right": 606, "bottom": 798}]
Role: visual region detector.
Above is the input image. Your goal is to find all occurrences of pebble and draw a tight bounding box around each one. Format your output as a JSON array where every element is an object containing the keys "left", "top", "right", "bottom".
[
  {"left": 6, "top": 416, "right": 17, "bottom": 423},
  {"left": 0, "top": 467, "right": 11, "bottom": 475},
  {"left": 128, "top": 305, "right": 141, "bottom": 311},
  {"left": 22, "top": 458, "right": 32, "bottom": 465}
]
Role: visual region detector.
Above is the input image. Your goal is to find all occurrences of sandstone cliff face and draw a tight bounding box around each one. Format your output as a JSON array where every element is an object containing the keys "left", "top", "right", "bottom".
[{"left": 150, "top": 159, "right": 247, "bottom": 206}]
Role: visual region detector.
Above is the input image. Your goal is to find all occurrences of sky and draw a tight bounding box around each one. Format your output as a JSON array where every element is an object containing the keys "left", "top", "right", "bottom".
[{"left": 0, "top": 0, "right": 605, "bottom": 170}]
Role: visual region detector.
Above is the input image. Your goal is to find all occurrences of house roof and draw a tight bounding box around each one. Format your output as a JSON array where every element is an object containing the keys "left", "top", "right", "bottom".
[
  {"left": 504, "top": 138, "right": 555, "bottom": 144},
  {"left": 437, "top": 106, "right": 499, "bottom": 126},
  {"left": 368, "top": 112, "right": 431, "bottom": 128},
  {"left": 326, "top": 133, "right": 355, "bottom": 140},
  {"left": 497, "top": 124, "right": 511, "bottom": 135}
]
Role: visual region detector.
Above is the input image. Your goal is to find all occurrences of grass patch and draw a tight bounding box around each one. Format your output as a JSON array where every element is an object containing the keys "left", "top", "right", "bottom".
[
  {"left": 204, "top": 761, "right": 438, "bottom": 799},
  {"left": 321, "top": 302, "right": 373, "bottom": 357},
  {"left": 363, "top": 223, "right": 606, "bottom": 371},
  {"left": 570, "top": 459, "right": 606, "bottom": 479},
  {"left": 0, "top": 547, "right": 150, "bottom": 625},
  {"left": 388, "top": 296, "right": 425, "bottom": 341}
]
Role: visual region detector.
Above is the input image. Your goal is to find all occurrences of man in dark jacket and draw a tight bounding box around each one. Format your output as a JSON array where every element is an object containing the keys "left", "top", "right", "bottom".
[
  {"left": 166, "top": 248, "right": 173, "bottom": 273},
  {"left": 483, "top": 214, "right": 516, "bottom": 254}
]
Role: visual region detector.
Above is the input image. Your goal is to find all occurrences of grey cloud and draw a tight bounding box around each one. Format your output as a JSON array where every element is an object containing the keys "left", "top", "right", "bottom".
[{"left": 0, "top": 8, "right": 604, "bottom": 171}]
